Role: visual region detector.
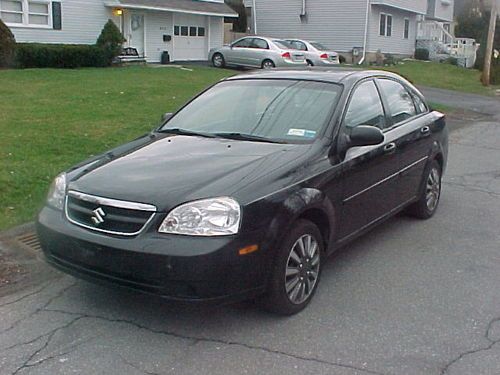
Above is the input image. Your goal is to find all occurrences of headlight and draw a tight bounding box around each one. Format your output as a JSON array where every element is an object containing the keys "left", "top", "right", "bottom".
[
  {"left": 159, "top": 197, "right": 241, "bottom": 236},
  {"left": 46, "top": 173, "right": 67, "bottom": 210}
]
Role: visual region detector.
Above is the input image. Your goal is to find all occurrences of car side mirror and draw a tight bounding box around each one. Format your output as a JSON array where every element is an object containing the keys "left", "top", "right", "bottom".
[
  {"left": 349, "top": 125, "right": 384, "bottom": 148},
  {"left": 161, "top": 112, "right": 173, "bottom": 123}
]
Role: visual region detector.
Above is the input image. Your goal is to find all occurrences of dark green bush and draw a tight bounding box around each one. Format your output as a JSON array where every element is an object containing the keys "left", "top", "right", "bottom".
[
  {"left": 97, "top": 20, "right": 125, "bottom": 65},
  {"left": 445, "top": 57, "right": 459, "bottom": 66},
  {"left": 15, "top": 43, "right": 107, "bottom": 68},
  {"left": 415, "top": 48, "right": 430, "bottom": 61},
  {"left": 0, "top": 18, "right": 16, "bottom": 68},
  {"left": 383, "top": 53, "right": 397, "bottom": 66},
  {"left": 490, "top": 62, "right": 500, "bottom": 85}
]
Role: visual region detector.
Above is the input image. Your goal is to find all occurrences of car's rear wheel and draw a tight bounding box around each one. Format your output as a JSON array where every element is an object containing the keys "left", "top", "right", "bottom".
[
  {"left": 262, "top": 219, "right": 323, "bottom": 315},
  {"left": 262, "top": 59, "right": 275, "bottom": 69},
  {"left": 407, "top": 160, "right": 442, "bottom": 219},
  {"left": 212, "top": 53, "right": 225, "bottom": 68}
]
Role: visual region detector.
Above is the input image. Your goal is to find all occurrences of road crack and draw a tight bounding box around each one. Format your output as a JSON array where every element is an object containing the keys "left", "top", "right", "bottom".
[
  {"left": 44, "top": 308, "right": 385, "bottom": 375},
  {"left": 440, "top": 315, "right": 500, "bottom": 374}
]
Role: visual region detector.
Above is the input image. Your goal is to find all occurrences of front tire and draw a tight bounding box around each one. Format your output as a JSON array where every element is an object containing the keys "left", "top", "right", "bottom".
[
  {"left": 407, "top": 160, "right": 442, "bottom": 219},
  {"left": 261, "top": 219, "right": 323, "bottom": 315},
  {"left": 212, "top": 53, "right": 225, "bottom": 68}
]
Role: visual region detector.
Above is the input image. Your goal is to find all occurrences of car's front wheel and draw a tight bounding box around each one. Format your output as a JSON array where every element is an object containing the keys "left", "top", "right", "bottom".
[
  {"left": 262, "top": 219, "right": 323, "bottom": 315},
  {"left": 212, "top": 53, "right": 225, "bottom": 68},
  {"left": 407, "top": 160, "right": 442, "bottom": 219}
]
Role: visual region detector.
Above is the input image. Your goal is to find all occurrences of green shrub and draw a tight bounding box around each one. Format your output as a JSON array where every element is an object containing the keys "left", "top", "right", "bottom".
[
  {"left": 445, "top": 57, "right": 459, "bottom": 66},
  {"left": 15, "top": 43, "right": 107, "bottom": 68},
  {"left": 383, "top": 53, "right": 397, "bottom": 66},
  {"left": 415, "top": 48, "right": 430, "bottom": 61},
  {"left": 490, "top": 62, "right": 500, "bottom": 85},
  {"left": 96, "top": 20, "right": 125, "bottom": 65},
  {"left": 0, "top": 18, "right": 16, "bottom": 68}
]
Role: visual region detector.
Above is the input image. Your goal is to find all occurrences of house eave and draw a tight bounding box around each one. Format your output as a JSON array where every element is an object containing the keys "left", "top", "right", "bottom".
[
  {"left": 104, "top": 1, "right": 238, "bottom": 18},
  {"left": 370, "top": 1, "right": 427, "bottom": 15}
]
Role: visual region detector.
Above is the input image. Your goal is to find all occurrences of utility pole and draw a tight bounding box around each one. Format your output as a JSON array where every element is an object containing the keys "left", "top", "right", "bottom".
[{"left": 481, "top": 0, "right": 498, "bottom": 86}]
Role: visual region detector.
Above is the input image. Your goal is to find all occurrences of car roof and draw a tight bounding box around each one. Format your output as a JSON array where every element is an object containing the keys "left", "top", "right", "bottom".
[{"left": 225, "top": 68, "right": 411, "bottom": 86}]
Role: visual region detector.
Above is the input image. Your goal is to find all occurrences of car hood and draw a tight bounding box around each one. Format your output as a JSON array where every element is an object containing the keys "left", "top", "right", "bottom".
[{"left": 69, "top": 134, "right": 310, "bottom": 211}]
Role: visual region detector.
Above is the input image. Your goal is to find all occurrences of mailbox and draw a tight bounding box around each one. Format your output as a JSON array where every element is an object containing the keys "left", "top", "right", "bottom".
[{"left": 163, "top": 35, "right": 172, "bottom": 42}]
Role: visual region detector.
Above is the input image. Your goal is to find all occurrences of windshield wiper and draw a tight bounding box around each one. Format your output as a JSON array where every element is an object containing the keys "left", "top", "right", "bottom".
[
  {"left": 214, "top": 132, "right": 285, "bottom": 144},
  {"left": 158, "top": 128, "right": 217, "bottom": 138}
]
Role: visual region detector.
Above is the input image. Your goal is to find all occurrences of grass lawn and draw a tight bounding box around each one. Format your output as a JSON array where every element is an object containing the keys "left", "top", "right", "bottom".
[
  {"left": 378, "top": 60, "right": 500, "bottom": 96},
  {"left": 0, "top": 66, "right": 234, "bottom": 230}
]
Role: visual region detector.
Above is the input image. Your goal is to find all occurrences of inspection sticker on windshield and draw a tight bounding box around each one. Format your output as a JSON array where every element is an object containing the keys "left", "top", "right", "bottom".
[{"left": 288, "top": 129, "right": 317, "bottom": 138}]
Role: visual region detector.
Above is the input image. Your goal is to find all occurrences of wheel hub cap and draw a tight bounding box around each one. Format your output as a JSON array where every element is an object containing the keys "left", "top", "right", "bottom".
[
  {"left": 285, "top": 234, "right": 320, "bottom": 305},
  {"left": 426, "top": 167, "right": 441, "bottom": 211}
]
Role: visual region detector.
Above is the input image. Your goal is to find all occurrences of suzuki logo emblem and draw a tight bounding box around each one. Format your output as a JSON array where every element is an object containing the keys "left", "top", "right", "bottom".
[{"left": 91, "top": 207, "right": 106, "bottom": 225}]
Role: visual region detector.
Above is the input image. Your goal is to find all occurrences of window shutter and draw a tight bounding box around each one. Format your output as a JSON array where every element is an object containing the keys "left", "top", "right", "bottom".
[{"left": 52, "top": 2, "right": 62, "bottom": 30}]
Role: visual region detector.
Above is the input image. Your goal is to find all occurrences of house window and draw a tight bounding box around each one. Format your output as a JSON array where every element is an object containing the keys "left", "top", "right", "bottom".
[
  {"left": 189, "top": 26, "right": 196, "bottom": 36},
  {"left": 174, "top": 25, "right": 179, "bottom": 35},
  {"left": 180, "top": 26, "right": 188, "bottom": 36},
  {"left": 0, "top": 0, "right": 52, "bottom": 27},
  {"left": 198, "top": 27, "right": 205, "bottom": 37},
  {"left": 0, "top": 0, "right": 23, "bottom": 24},
  {"left": 404, "top": 18, "right": 410, "bottom": 39},
  {"left": 174, "top": 25, "right": 206, "bottom": 37},
  {"left": 379, "top": 13, "right": 392, "bottom": 37}
]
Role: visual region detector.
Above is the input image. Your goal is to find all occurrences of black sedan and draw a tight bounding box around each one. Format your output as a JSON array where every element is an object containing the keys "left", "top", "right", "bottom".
[{"left": 37, "top": 69, "right": 448, "bottom": 315}]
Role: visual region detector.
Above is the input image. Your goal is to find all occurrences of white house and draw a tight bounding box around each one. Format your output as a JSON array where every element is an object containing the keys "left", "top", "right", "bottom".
[{"left": 0, "top": 0, "right": 237, "bottom": 62}]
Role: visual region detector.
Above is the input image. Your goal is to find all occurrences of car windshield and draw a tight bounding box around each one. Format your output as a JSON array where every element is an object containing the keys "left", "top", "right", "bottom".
[
  {"left": 160, "top": 79, "right": 342, "bottom": 144},
  {"left": 273, "top": 40, "right": 294, "bottom": 49},
  {"left": 310, "top": 42, "right": 329, "bottom": 51}
]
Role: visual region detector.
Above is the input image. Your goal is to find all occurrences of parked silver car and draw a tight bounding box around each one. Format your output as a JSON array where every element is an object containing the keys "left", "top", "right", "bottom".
[
  {"left": 285, "top": 39, "right": 340, "bottom": 66},
  {"left": 209, "top": 36, "right": 307, "bottom": 69}
]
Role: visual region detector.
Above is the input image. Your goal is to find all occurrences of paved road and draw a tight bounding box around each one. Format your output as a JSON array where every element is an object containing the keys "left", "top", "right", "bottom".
[{"left": 0, "top": 90, "right": 499, "bottom": 375}]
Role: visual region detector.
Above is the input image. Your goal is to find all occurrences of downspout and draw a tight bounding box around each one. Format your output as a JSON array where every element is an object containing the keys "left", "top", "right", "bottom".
[
  {"left": 252, "top": 0, "right": 258, "bottom": 34},
  {"left": 359, "top": 0, "right": 370, "bottom": 65}
]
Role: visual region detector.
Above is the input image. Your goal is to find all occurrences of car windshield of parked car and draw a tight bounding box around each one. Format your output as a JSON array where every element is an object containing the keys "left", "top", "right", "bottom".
[
  {"left": 161, "top": 80, "right": 341, "bottom": 143},
  {"left": 310, "top": 42, "right": 329, "bottom": 51}
]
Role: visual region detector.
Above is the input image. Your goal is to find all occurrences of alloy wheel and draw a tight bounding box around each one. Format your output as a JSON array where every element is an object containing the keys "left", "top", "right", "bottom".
[
  {"left": 285, "top": 234, "right": 320, "bottom": 305},
  {"left": 213, "top": 54, "right": 223, "bottom": 67},
  {"left": 262, "top": 60, "right": 275, "bottom": 69},
  {"left": 426, "top": 167, "right": 441, "bottom": 212}
]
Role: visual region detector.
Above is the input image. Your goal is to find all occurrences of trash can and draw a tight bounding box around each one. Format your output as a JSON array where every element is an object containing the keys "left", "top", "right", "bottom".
[{"left": 161, "top": 51, "right": 170, "bottom": 65}]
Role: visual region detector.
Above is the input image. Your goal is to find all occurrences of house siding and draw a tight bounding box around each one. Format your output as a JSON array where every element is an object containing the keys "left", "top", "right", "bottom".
[
  {"left": 209, "top": 17, "right": 223, "bottom": 50},
  {"left": 371, "top": 0, "right": 427, "bottom": 14},
  {"left": 368, "top": 5, "right": 417, "bottom": 55},
  {"left": 253, "top": 0, "right": 368, "bottom": 53},
  {"left": 5, "top": 0, "right": 112, "bottom": 45}
]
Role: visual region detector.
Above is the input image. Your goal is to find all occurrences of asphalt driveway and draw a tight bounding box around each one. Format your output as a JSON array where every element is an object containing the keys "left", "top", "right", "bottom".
[{"left": 0, "top": 89, "right": 499, "bottom": 375}]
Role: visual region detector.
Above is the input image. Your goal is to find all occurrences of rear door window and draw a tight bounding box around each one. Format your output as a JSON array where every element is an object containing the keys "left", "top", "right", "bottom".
[
  {"left": 233, "top": 38, "right": 253, "bottom": 48},
  {"left": 377, "top": 79, "right": 417, "bottom": 126},
  {"left": 252, "top": 38, "right": 269, "bottom": 49}
]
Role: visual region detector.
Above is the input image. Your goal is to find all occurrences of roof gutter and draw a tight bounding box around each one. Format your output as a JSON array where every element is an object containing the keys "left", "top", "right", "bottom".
[{"left": 359, "top": 0, "right": 370, "bottom": 65}]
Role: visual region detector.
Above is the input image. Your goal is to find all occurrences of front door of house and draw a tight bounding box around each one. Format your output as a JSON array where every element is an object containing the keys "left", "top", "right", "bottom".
[{"left": 128, "top": 13, "right": 145, "bottom": 56}]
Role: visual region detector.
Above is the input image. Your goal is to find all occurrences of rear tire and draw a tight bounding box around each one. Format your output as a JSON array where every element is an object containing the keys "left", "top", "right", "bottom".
[
  {"left": 406, "top": 160, "right": 442, "bottom": 219},
  {"left": 262, "top": 59, "right": 275, "bottom": 69},
  {"left": 212, "top": 53, "right": 225, "bottom": 68},
  {"left": 261, "top": 219, "right": 323, "bottom": 315}
]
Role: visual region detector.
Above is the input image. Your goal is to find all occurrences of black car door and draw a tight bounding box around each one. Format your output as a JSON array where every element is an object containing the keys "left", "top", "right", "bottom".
[
  {"left": 376, "top": 79, "right": 435, "bottom": 203},
  {"left": 337, "top": 79, "right": 402, "bottom": 242}
]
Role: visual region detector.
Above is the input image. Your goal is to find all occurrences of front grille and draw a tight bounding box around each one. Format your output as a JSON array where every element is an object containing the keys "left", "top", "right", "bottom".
[{"left": 65, "top": 191, "right": 156, "bottom": 236}]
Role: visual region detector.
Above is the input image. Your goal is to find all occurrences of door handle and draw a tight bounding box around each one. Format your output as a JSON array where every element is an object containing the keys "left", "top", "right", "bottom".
[
  {"left": 421, "top": 126, "right": 431, "bottom": 135},
  {"left": 383, "top": 142, "right": 396, "bottom": 153}
]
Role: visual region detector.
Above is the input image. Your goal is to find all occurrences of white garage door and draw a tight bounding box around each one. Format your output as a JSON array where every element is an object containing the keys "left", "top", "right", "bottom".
[{"left": 173, "top": 14, "right": 208, "bottom": 61}]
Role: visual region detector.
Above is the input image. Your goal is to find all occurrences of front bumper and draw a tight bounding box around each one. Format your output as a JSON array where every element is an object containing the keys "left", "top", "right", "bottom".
[{"left": 37, "top": 206, "right": 268, "bottom": 303}]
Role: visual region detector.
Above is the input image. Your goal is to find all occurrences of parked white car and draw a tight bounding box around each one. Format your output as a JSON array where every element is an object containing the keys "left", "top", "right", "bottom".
[
  {"left": 209, "top": 36, "right": 307, "bottom": 69},
  {"left": 285, "top": 39, "right": 340, "bottom": 66}
]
